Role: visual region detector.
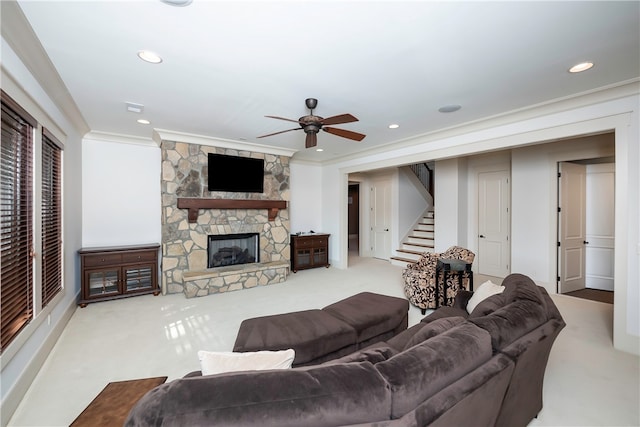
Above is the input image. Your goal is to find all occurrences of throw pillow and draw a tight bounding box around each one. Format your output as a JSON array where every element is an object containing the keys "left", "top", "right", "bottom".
[
  {"left": 466, "top": 280, "right": 505, "bottom": 314},
  {"left": 197, "top": 348, "right": 295, "bottom": 376}
]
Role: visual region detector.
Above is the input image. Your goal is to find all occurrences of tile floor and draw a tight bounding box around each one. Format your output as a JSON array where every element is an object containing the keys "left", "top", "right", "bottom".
[{"left": 7, "top": 256, "right": 640, "bottom": 426}]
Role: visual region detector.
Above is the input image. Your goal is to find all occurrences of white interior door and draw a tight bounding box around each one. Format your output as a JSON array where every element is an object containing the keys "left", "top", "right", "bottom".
[
  {"left": 558, "top": 162, "right": 587, "bottom": 293},
  {"left": 370, "top": 178, "right": 391, "bottom": 260},
  {"left": 477, "top": 170, "right": 510, "bottom": 277},
  {"left": 585, "top": 163, "right": 615, "bottom": 291}
]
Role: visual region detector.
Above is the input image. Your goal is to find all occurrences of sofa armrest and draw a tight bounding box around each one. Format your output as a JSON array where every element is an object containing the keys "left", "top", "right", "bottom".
[{"left": 453, "top": 290, "right": 473, "bottom": 310}]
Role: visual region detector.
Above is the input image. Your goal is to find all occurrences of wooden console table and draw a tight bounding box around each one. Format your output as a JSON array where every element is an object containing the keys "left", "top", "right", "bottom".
[
  {"left": 78, "top": 244, "right": 160, "bottom": 307},
  {"left": 290, "top": 233, "right": 330, "bottom": 272}
]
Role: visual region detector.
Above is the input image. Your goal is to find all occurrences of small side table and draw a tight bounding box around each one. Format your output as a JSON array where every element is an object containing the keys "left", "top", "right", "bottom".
[{"left": 435, "top": 258, "right": 474, "bottom": 307}]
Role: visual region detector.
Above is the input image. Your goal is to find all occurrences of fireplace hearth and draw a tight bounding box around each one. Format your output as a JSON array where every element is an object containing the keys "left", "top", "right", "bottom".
[{"left": 208, "top": 233, "right": 259, "bottom": 268}]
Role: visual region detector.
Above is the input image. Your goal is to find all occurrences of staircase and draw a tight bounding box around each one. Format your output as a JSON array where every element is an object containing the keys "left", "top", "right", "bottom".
[{"left": 390, "top": 210, "right": 435, "bottom": 268}]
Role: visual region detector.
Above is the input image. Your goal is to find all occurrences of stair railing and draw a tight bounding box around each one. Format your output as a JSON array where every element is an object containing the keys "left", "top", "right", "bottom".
[{"left": 409, "top": 162, "right": 434, "bottom": 200}]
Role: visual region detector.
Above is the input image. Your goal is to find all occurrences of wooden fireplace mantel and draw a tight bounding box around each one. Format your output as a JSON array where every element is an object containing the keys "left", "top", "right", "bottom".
[{"left": 177, "top": 198, "right": 287, "bottom": 223}]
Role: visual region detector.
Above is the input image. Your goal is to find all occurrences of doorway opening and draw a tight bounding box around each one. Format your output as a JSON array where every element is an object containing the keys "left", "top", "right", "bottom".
[
  {"left": 348, "top": 183, "right": 360, "bottom": 255},
  {"left": 557, "top": 157, "right": 615, "bottom": 304}
]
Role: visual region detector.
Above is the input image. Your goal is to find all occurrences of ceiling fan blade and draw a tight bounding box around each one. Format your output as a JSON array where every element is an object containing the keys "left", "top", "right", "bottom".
[
  {"left": 257, "top": 128, "right": 301, "bottom": 138},
  {"left": 320, "top": 113, "right": 358, "bottom": 126},
  {"left": 265, "top": 115, "right": 303, "bottom": 124},
  {"left": 305, "top": 133, "right": 317, "bottom": 148},
  {"left": 323, "top": 127, "right": 366, "bottom": 141}
]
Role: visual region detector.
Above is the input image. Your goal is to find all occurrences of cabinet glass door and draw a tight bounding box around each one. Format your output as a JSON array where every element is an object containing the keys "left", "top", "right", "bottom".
[
  {"left": 296, "top": 249, "right": 311, "bottom": 268},
  {"left": 125, "top": 265, "right": 153, "bottom": 292},
  {"left": 313, "top": 248, "right": 327, "bottom": 265},
  {"left": 87, "top": 270, "right": 119, "bottom": 297}
]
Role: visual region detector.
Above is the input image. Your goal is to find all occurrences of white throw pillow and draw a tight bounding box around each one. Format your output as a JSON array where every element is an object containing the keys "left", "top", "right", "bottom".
[
  {"left": 466, "top": 280, "right": 505, "bottom": 314},
  {"left": 197, "top": 349, "right": 295, "bottom": 376}
]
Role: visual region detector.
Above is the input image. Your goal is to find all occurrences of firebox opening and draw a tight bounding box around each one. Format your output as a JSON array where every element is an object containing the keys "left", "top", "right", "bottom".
[{"left": 208, "top": 233, "right": 259, "bottom": 268}]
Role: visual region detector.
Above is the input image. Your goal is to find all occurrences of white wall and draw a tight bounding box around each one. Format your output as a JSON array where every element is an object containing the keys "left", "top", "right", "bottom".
[
  {"left": 1, "top": 39, "right": 85, "bottom": 425},
  {"left": 434, "top": 158, "right": 469, "bottom": 252},
  {"left": 511, "top": 134, "right": 615, "bottom": 290},
  {"left": 322, "top": 86, "right": 639, "bottom": 355},
  {"left": 289, "top": 161, "right": 322, "bottom": 234},
  {"left": 397, "top": 168, "right": 429, "bottom": 245},
  {"left": 82, "top": 136, "right": 161, "bottom": 247}
]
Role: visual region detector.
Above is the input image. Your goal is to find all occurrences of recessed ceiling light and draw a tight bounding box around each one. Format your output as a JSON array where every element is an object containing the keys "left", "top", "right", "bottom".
[
  {"left": 569, "top": 62, "right": 594, "bottom": 73},
  {"left": 137, "top": 119, "right": 151, "bottom": 125},
  {"left": 160, "top": 0, "right": 193, "bottom": 6},
  {"left": 316, "top": 148, "right": 324, "bottom": 152},
  {"left": 388, "top": 124, "right": 400, "bottom": 129},
  {"left": 137, "top": 50, "right": 163, "bottom": 64},
  {"left": 438, "top": 105, "right": 461, "bottom": 113}
]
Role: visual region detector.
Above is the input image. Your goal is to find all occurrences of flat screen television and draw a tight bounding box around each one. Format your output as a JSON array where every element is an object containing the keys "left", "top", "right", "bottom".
[{"left": 208, "top": 153, "right": 264, "bottom": 193}]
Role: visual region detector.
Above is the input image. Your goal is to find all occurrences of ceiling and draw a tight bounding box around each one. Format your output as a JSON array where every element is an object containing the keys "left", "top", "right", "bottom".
[{"left": 14, "top": 1, "right": 640, "bottom": 163}]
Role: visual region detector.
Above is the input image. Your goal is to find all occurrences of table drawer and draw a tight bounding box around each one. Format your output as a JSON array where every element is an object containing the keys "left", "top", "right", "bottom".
[
  {"left": 122, "top": 250, "right": 157, "bottom": 264},
  {"left": 295, "top": 236, "right": 328, "bottom": 248},
  {"left": 83, "top": 253, "right": 123, "bottom": 267}
]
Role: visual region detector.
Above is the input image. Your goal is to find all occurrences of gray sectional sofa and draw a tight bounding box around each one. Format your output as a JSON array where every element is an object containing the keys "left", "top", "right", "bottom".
[{"left": 125, "top": 273, "right": 565, "bottom": 427}]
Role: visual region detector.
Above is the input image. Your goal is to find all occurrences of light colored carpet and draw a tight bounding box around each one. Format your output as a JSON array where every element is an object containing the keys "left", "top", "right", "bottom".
[{"left": 8, "top": 256, "right": 640, "bottom": 426}]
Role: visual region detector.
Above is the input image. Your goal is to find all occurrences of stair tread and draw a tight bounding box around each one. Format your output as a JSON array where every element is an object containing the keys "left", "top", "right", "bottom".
[
  {"left": 396, "top": 249, "right": 424, "bottom": 255},
  {"left": 403, "top": 243, "right": 434, "bottom": 248},
  {"left": 390, "top": 256, "right": 416, "bottom": 263}
]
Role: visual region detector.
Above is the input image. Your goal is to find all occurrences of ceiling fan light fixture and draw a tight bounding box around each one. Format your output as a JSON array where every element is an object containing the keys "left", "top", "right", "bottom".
[
  {"left": 438, "top": 104, "right": 462, "bottom": 113},
  {"left": 569, "top": 61, "right": 594, "bottom": 73},
  {"left": 137, "top": 50, "right": 163, "bottom": 64},
  {"left": 388, "top": 124, "right": 400, "bottom": 129}
]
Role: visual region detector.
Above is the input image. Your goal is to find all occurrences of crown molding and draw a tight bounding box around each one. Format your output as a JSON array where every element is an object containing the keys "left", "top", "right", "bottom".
[
  {"left": 153, "top": 128, "right": 298, "bottom": 157},
  {"left": 1, "top": 0, "right": 90, "bottom": 136},
  {"left": 324, "top": 78, "right": 640, "bottom": 167},
  {"left": 84, "top": 131, "right": 156, "bottom": 147}
]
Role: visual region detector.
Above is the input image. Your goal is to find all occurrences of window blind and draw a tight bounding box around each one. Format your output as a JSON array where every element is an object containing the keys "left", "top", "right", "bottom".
[{"left": 41, "top": 129, "right": 63, "bottom": 307}]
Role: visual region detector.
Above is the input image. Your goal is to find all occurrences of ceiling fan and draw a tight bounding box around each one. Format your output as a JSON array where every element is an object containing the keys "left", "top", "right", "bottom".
[{"left": 257, "top": 98, "right": 366, "bottom": 148}]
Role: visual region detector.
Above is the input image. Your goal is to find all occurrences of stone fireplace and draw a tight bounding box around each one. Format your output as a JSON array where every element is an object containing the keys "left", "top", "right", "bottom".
[{"left": 159, "top": 134, "right": 292, "bottom": 298}]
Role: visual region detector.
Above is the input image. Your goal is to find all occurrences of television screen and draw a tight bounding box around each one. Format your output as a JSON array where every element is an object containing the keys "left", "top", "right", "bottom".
[{"left": 208, "top": 153, "right": 264, "bottom": 193}]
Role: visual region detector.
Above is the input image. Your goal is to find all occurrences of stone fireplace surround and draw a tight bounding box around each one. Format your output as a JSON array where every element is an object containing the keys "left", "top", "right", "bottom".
[{"left": 160, "top": 134, "right": 292, "bottom": 298}]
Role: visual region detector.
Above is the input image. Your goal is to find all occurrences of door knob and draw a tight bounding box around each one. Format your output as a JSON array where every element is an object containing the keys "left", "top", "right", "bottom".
[
  {"left": 583, "top": 241, "right": 590, "bottom": 244},
  {"left": 479, "top": 235, "right": 485, "bottom": 238},
  {"left": 384, "top": 229, "right": 389, "bottom": 231}
]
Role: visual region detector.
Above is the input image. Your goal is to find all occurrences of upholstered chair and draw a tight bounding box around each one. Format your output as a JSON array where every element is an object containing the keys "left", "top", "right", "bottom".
[
  {"left": 402, "top": 252, "right": 440, "bottom": 314},
  {"left": 402, "top": 246, "right": 475, "bottom": 313}
]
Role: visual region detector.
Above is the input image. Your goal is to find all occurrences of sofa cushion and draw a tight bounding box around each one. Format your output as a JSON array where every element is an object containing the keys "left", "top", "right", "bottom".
[
  {"left": 125, "top": 361, "right": 391, "bottom": 427},
  {"left": 501, "top": 273, "right": 544, "bottom": 306},
  {"left": 469, "top": 299, "right": 548, "bottom": 351},
  {"left": 466, "top": 280, "right": 505, "bottom": 314},
  {"left": 322, "top": 292, "right": 409, "bottom": 344},
  {"left": 397, "top": 354, "right": 515, "bottom": 427},
  {"left": 421, "top": 306, "right": 468, "bottom": 324},
  {"left": 468, "top": 293, "right": 507, "bottom": 318},
  {"left": 403, "top": 317, "right": 467, "bottom": 350},
  {"left": 233, "top": 309, "right": 357, "bottom": 365},
  {"left": 375, "top": 322, "right": 492, "bottom": 419},
  {"left": 325, "top": 344, "right": 398, "bottom": 365},
  {"left": 386, "top": 323, "right": 427, "bottom": 352},
  {"left": 197, "top": 349, "right": 295, "bottom": 376}
]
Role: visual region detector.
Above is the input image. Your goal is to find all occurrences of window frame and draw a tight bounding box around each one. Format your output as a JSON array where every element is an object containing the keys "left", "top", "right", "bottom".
[{"left": 0, "top": 89, "right": 65, "bottom": 359}]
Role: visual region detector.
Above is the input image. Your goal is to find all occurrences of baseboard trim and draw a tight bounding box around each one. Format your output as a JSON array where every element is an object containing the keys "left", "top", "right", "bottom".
[{"left": 1, "top": 295, "right": 78, "bottom": 427}]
